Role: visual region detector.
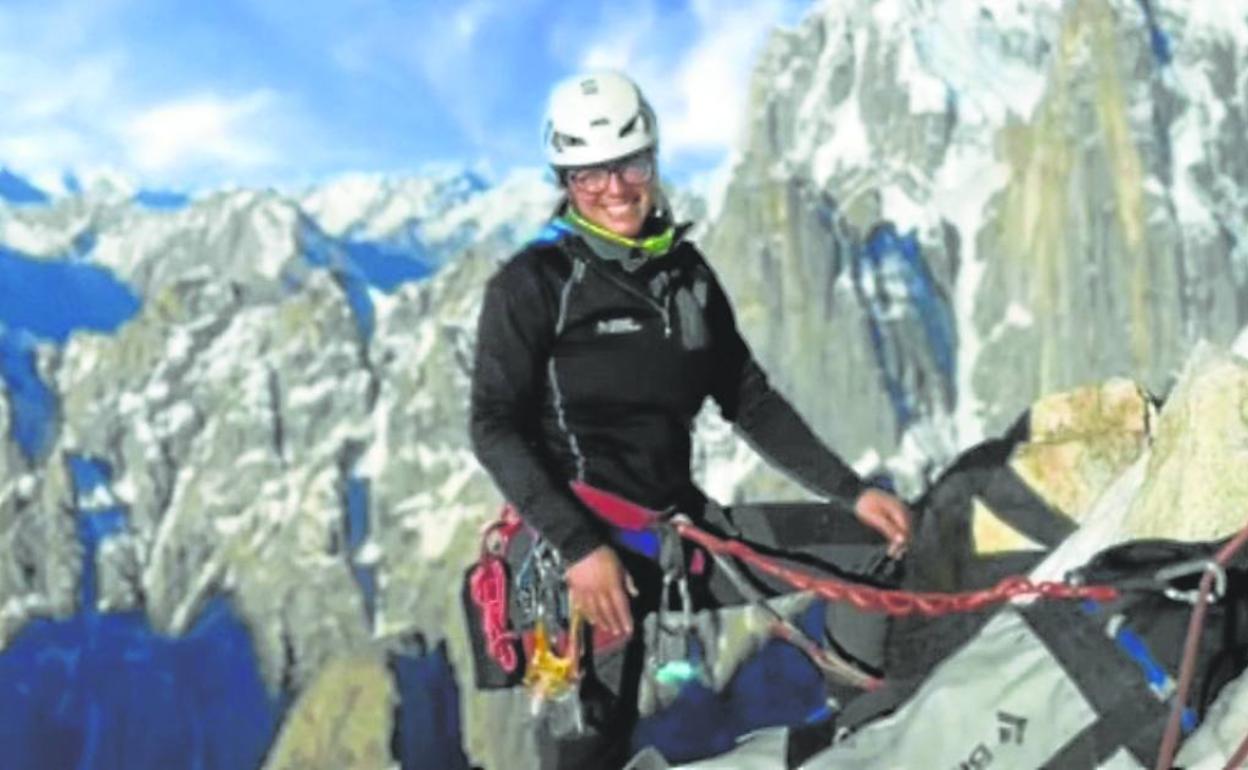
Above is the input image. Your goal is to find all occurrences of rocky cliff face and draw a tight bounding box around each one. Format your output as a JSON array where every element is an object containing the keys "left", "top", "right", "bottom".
[
  {"left": 0, "top": 172, "right": 567, "bottom": 767},
  {"left": 2, "top": 1, "right": 1248, "bottom": 768},
  {"left": 706, "top": 0, "right": 1248, "bottom": 497}
]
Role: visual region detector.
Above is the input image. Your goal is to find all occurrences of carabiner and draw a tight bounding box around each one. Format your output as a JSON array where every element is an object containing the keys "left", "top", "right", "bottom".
[{"left": 1155, "top": 559, "right": 1226, "bottom": 605}]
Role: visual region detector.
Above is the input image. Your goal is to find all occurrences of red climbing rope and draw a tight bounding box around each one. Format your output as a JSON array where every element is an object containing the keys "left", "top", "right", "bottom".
[
  {"left": 672, "top": 517, "right": 1120, "bottom": 617},
  {"left": 469, "top": 557, "right": 519, "bottom": 673}
]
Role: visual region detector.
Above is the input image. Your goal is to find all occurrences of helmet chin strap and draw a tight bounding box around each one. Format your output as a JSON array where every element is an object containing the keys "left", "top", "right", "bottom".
[{"left": 564, "top": 207, "right": 674, "bottom": 257}]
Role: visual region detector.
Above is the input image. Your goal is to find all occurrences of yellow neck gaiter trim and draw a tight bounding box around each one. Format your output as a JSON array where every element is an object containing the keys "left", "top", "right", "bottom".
[{"left": 564, "top": 208, "right": 675, "bottom": 257}]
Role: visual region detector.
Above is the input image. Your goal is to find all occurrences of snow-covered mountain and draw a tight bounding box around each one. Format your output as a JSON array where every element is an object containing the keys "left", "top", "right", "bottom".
[
  {"left": 706, "top": 0, "right": 1248, "bottom": 498},
  {"left": 297, "top": 167, "right": 565, "bottom": 266},
  {"left": 2, "top": 0, "right": 1248, "bottom": 768},
  {"left": 0, "top": 164, "right": 566, "bottom": 766}
]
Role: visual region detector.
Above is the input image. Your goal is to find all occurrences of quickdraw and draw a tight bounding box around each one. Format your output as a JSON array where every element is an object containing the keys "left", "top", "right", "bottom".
[
  {"left": 648, "top": 525, "right": 708, "bottom": 691},
  {"left": 467, "top": 483, "right": 676, "bottom": 696}
]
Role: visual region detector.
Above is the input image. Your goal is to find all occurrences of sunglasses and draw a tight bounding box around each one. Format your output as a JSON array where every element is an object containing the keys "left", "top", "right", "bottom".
[{"left": 565, "top": 153, "right": 655, "bottom": 194}]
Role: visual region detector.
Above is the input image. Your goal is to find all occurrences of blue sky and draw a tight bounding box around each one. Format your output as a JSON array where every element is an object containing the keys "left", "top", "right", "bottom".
[{"left": 0, "top": 0, "right": 811, "bottom": 192}]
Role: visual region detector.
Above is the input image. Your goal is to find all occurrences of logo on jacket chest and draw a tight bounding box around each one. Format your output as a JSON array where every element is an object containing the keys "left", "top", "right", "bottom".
[{"left": 595, "top": 316, "right": 644, "bottom": 335}]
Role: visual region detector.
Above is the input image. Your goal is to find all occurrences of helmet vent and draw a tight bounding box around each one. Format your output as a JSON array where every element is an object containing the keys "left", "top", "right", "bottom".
[
  {"left": 551, "top": 131, "right": 586, "bottom": 150},
  {"left": 618, "top": 113, "right": 639, "bottom": 138}
]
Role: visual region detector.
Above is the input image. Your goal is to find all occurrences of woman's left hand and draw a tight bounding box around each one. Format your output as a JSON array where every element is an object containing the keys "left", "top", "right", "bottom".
[{"left": 853, "top": 488, "right": 912, "bottom": 558}]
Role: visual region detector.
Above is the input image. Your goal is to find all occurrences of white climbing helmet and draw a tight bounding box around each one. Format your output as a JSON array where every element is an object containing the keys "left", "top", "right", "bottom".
[{"left": 542, "top": 71, "right": 659, "bottom": 168}]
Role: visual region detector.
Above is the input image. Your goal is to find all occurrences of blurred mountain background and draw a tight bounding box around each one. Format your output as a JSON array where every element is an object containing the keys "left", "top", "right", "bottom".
[{"left": 2, "top": 0, "right": 1247, "bottom": 768}]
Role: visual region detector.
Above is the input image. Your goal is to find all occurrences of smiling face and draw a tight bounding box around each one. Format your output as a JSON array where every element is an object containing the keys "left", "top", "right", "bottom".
[{"left": 565, "top": 152, "right": 656, "bottom": 238}]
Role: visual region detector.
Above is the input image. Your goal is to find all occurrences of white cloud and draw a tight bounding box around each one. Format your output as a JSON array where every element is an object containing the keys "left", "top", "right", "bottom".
[
  {"left": 0, "top": 0, "right": 357, "bottom": 191},
  {"left": 0, "top": 0, "right": 811, "bottom": 187},
  {"left": 664, "top": 3, "right": 785, "bottom": 152},
  {"left": 0, "top": 129, "right": 94, "bottom": 172},
  {"left": 123, "top": 92, "right": 279, "bottom": 174},
  {"left": 0, "top": 1, "right": 303, "bottom": 189},
  {"left": 4, "top": 54, "right": 123, "bottom": 122},
  {"left": 0, "top": 46, "right": 127, "bottom": 182},
  {"left": 573, "top": 0, "right": 806, "bottom": 163},
  {"left": 579, "top": 5, "right": 659, "bottom": 72}
]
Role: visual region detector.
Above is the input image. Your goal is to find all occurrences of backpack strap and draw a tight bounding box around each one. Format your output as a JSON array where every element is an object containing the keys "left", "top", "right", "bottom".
[{"left": 1021, "top": 601, "right": 1184, "bottom": 769}]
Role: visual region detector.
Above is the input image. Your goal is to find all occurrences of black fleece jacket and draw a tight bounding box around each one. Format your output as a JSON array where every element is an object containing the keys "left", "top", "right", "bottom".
[{"left": 469, "top": 218, "right": 866, "bottom": 564}]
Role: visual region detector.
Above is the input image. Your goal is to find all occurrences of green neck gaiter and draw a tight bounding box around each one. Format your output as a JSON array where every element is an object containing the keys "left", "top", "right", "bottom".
[{"left": 563, "top": 207, "right": 675, "bottom": 260}]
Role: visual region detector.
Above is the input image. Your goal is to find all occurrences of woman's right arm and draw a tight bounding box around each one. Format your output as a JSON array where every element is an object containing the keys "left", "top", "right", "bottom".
[
  {"left": 471, "top": 263, "right": 635, "bottom": 634},
  {"left": 468, "top": 262, "right": 608, "bottom": 565}
]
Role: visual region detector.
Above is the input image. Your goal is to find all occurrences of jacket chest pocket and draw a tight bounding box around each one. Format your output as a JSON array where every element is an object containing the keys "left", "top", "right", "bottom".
[{"left": 671, "top": 284, "right": 709, "bottom": 351}]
